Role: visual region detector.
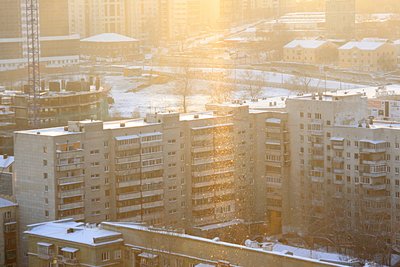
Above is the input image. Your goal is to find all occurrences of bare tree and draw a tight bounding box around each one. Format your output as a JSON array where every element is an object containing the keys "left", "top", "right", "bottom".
[
  {"left": 287, "top": 75, "right": 313, "bottom": 93},
  {"left": 210, "top": 71, "right": 233, "bottom": 103},
  {"left": 241, "top": 70, "right": 264, "bottom": 99},
  {"left": 175, "top": 64, "right": 193, "bottom": 113}
]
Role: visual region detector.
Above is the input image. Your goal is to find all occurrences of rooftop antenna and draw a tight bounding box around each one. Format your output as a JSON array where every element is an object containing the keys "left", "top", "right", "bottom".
[{"left": 25, "top": 0, "right": 41, "bottom": 127}]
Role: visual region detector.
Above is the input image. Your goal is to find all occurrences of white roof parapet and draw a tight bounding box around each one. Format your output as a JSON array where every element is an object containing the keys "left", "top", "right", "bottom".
[
  {"left": 284, "top": 40, "right": 328, "bottom": 49},
  {"left": 339, "top": 41, "right": 386, "bottom": 51},
  {"left": 81, "top": 33, "right": 139, "bottom": 43}
]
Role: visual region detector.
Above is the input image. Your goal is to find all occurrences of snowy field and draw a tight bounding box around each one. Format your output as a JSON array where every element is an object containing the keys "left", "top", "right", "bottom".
[
  {"left": 106, "top": 68, "right": 365, "bottom": 118},
  {"left": 106, "top": 75, "right": 294, "bottom": 117}
]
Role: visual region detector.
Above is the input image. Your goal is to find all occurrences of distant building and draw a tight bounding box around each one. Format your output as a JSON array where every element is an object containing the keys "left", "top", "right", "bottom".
[
  {"left": 25, "top": 219, "right": 341, "bottom": 267},
  {"left": 80, "top": 33, "right": 140, "bottom": 62},
  {"left": 0, "top": 154, "right": 14, "bottom": 196},
  {"left": 0, "top": 196, "right": 18, "bottom": 267},
  {"left": 338, "top": 41, "right": 397, "bottom": 72},
  {"left": 283, "top": 39, "right": 338, "bottom": 65},
  {"left": 0, "top": 0, "right": 79, "bottom": 77},
  {"left": 325, "top": 0, "right": 355, "bottom": 39}
]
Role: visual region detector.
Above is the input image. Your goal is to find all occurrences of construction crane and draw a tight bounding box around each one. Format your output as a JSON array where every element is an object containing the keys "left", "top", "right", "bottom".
[{"left": 25, "top": 0, "right": 40, "bottom": 127}]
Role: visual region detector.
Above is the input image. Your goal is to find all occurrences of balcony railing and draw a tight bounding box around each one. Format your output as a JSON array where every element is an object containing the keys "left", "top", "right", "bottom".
[
  {"left": 56, "top": 163, "right": 84, "bottom": 172},
  {"left": 58, "top": 188, "right": 84, "bottom": 198}
]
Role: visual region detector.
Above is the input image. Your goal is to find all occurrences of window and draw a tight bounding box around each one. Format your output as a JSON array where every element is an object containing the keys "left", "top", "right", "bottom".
[
  {"left": 300, "top": 112, "right": 304, "bottom": 118},
  {"left": 101, "top": 251, "right": 110, "bottom": 261},
  {"left": 43, "top": 173, "right": 48, "bottom": 179},
  {"left": 43, "top": 160, "right": 47, "bottom": 166},
  {"left": 43, "top": 146, "right": 47, "bottom": 153},
  {"left": 114, "top": 250, "right": 121, "bottom": 260}
]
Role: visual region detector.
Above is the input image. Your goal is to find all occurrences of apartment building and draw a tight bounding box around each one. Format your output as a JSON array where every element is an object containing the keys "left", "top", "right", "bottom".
[
  {"left": 338, "top": 41, "right": 397, "bottom": 72},
  {"left": 285, "top": 91, "right": 369, "bottom": 234},
  {"left": 0, "top": 197, "right": 18, "bottom": 267},
  {"left": 25, "top": 219, "right": 341, "bottom": 267},
  {"left": 283, "top": 40, "right": 338, "bottom": 65},
  {"left": 284, "top": 91, "right": 400, "bottom": 263}
]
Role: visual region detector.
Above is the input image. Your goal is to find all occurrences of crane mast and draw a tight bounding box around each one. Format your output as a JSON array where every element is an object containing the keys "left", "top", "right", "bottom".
[{"left": 25, "top": 0, "right": 40, "bottom": 127}]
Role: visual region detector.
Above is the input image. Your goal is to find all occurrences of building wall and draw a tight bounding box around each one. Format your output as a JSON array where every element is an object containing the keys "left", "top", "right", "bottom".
[
  {"left": 339, "top": 44, "right": 397, "bottom": 72},
  {"left": 0, "top": 201, "right": 18, "bottom": 267},
  {"left": 325, "top": 0, "right": 355, "bottom": 39}
]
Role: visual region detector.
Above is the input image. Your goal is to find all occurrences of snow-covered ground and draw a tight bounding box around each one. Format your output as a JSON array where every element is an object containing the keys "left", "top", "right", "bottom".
[
  {"left": 106, "top": 75, "right": 294, "bottom": 117},
  {"left": 106, "top": 66, "right": 365, "bottom": 118}
]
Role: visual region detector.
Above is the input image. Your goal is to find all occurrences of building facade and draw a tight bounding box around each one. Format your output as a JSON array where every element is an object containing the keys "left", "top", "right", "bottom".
[
  {"left": 325, "top": 0, "right": 355, "bottom": 39},
  {"left": 338, "top": 41, "right": 397, "bottom": 72},
  {"left": 283, "top": 40, "right": 338, "bottom": 65},
  {"left": 0, "top": 197, "right": 18, "bottom": 267},
  {"left": 24, "top": 219, "right": 341, "bottom": 267}
]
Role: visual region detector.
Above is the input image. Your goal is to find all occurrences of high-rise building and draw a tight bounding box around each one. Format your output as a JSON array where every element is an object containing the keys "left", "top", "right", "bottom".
[
  {"left": 0, "top": 0, "right": 80, "bottom": 76},
  {"left": 325, "top": 0, "right": 356, "bottom": 39}
]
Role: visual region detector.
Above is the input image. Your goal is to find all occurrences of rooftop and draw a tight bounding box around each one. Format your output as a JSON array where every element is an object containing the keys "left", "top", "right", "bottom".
[
  {"left": 339, "top": 41, "right": 386, "bottom": 51},
  {"left": 0, "top": 155, "right": 14, "bottom": 169},
  {"left": 81, "top": 33, "right": 139, "bottom": 43},
  {"left": 25, "top": 219, "right": 123, "bottom": 246},
  {"left": 284, "top": 40, "right": 329, "bottom": 49},
  {"left": 0, "top": 197, "right": 17, "bottom": 208}
]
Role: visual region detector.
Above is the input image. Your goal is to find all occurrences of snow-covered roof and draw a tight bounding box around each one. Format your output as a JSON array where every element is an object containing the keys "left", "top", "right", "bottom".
[
  {"left": 284, "top": 40, "right": 328, "bottom": 49},
  {"left": 266, "top": 118, "right": 282, "bottom": 124},
  {"left": 81, "top": 33, "right": 138, "bottom": 43},
  {"left": 330, "top": 137, "right": 344, "bottom": 142},
  {"left": 271, "top": 243, "right": 359, "bottom": 264},
  {"left": 339, "top": 41, "right": 385, "bottom": 51},
  {"left": 0, "top": 197, "right": 17, "bottom": 208},
  {"left": 25, "top": 220, "right": 123, "bottom": 246},
  {"left": 0, "top": 155, "right": 14, "bottom": 169},
  {"left": 359, "top": 139, "right": 387, "bottom": 145}
]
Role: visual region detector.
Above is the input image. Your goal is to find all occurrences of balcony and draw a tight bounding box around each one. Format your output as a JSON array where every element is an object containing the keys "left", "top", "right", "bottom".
[
  {"left": 193, "top": 134, "right": 213, "bottom": 141},
  {"left": 115, "top": 155, "right": 140, "bottom": 164},
  {"left": 192, "top": 157, "right": 214, "bottom": 165},
  {"left": 333, "top": 168, "right": 345, "bottom": 174},
  {"left": 308, "top": 130, "right": 323, "bottom": 136},
  {"left": 58, "top": 188, "right": 84, "bottom": 198},
  {"left": 333, "top": 192, "right": 344, "bottom": 198},
  {"left": 58, "top": 175, "right": 84, "bottom": 186},
  {"left": 117, "top": 204, "right": 141, "bottom": 213},
  {"left": 58, "top": 202, "right": 84, "bottom": 211},
  {"left": 57, "top": 256, "right": 79, "bottom": 265},
  {"left": 312, "top": 199, "right": 324, "bottom": 206},
  {"left": 56, "top": 163, "right": 83, "bottom": 172},
  {"left": 215, "top": 188, "right": 235, "bottom": 196},
  {"left": 117, "top": 179, "right": 141, "bottom": 188},
  {"left": 117, "top": 143, "right": 140, "bottom": 151},
  {"left": 333, "top": 179, "right": 345, "bottom": 185},
  {"left": 191, "top": 146, "right": 214, "bottom": 153},
  {"left": 142, "top": 201, "right": 164, "bottom": 209},
  {"left": 117, "top": 192, "right": 141, "bottom": 201},
  {"left": 193, "top": 203, "right": 215, "bottom": 211},
  {"left": 310, "top": 176, "right": 324, "bottom": 183},
  {"left": 142, "top": 189, "right": 163, "bottom": 198},
  {"left": 361, "top": 183, "right": 388, "bottom": 191},
  {"left": 56, "top": 149, "right": 83, "bottom": 159},
  {"left": 193, "top": 215, "right": 215, "bottom": 225},
  {"left": 192, "top": 192, "right": 214, "bottom": 200},
  {"left": 332, "top": 144, "right": 344, "bottom": 150},
  {"left": 142, "top": 164, "right": 163, "bottom": 172},
  {"left": 333, "top": 157, "right": 344, "bottom": 163},
  {"left": 363, "top": 194, "right": 388, "bottom": 201},
  {"left": 193, "top": 180, "right": 214, "bottom": 188}
]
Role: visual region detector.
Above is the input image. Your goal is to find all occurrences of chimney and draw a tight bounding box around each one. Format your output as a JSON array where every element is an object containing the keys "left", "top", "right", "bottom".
[{"left": 3, "top": 154, "right": 8, "bottom": 159}]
